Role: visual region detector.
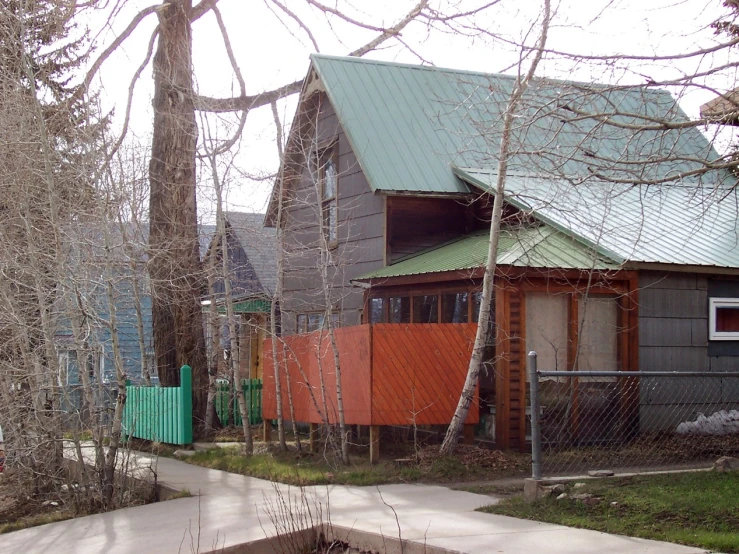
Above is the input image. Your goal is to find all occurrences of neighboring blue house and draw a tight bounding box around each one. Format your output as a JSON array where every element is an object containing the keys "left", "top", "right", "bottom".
[
  {"left": 56, "top": 212, "right": 275, "bottom": 411},
  {"left": 55, "top": 222, "right": 216, "bottom": 406}
]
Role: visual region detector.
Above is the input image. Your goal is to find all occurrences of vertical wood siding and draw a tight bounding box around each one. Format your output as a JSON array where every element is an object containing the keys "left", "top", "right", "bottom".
[{"left": 282, "top": 94, "right": 385, "bottom": 333}]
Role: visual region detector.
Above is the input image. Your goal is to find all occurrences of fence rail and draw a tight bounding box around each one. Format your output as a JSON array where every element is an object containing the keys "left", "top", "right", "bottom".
[
  {"left": 215, "top": 379, "right": 263, "bottom": 427},
  {"left": 528, "top": 352, "right": 739, "bottom": 479},
  {"left": 122, "top": 365, "right": 193, "bottom": 446}
]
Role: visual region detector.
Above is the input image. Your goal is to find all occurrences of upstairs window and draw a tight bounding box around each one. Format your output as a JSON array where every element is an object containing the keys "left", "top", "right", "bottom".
[{"left": 318, "top": 145, "right": 338, "bottom": 247}]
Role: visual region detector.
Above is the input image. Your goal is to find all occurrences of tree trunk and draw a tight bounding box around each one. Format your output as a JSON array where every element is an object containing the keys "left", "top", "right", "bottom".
[
  {"left": 440, "top": 0, "right": 551, "bottom": 455},
  {"left": 148, "top": 0, "right": 207, "bottom": 427}
]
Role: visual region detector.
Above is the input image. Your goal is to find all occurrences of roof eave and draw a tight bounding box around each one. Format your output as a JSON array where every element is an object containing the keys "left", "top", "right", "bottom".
[{"left": 452, "top": 166, "right": 625, "bottom": 265}]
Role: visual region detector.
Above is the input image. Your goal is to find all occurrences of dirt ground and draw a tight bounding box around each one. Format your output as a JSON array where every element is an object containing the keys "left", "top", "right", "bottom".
[{"left": 0, "top": 471, "right": 73, "bottom": 533}]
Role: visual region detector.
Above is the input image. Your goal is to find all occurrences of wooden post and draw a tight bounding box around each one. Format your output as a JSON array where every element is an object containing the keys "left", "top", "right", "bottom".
[
  {"left": 309, "top": 423, "right": 319, "bottom": 453},
  {"left": 263, "top": 419, "right": 272, "bottom": 443},
  {"left": 179, "top": 365, "right": 193, "bottom": 445},
  {"left": 463, "top": 424, "right": 475, "bottom": 445},
  {"left": 370, "top": 425, "right": 380, "bottom": 464}
]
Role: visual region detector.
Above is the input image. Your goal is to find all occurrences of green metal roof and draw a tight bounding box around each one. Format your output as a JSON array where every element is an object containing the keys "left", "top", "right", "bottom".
[
  {"left": 355, "top": 226, "right": 617, "bottom": 281},
  {"left": 455, "top": 168, "right": 739, "bottom": 269},
  {"left": 216, "top": 297, "right": 271, "bottom": 314},
  {"left": 311, "top": 55, "right": 724, "bottom": 195}
]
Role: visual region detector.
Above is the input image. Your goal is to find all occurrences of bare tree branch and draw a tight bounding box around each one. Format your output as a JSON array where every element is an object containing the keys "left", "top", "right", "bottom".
[
  {"left": 194, "top": 0, "right": 429, "bottom": 112},
  {"left": 79, "top": 4, "right": 159, "bottom": 98},
  {"left": 191, "top": 0, "right": 220, "bottom": 21}
]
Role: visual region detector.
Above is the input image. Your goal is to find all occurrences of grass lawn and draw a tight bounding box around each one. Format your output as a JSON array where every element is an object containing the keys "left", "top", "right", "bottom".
[
  {"left": 480, "top": 471, "right": 739, "bottom": 553},
  {"left": 184, "top": 445, "right": 528, "bottom": 487}
]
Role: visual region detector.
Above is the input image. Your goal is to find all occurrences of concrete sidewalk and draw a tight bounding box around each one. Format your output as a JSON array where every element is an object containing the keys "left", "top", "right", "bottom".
[{"left": 0, "top": 452, "right": 708, "bottom": 554}]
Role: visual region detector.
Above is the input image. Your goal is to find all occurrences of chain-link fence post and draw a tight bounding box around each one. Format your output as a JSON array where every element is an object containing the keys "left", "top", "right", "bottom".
[{"left": 528, "top": 350, "right": 542, "bottom": 480}]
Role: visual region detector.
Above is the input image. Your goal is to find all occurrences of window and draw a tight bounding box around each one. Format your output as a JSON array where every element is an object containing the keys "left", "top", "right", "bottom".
[
  {"left": 297, "top": 312, "right": 339, "bottom": 334},
  {"left": 369, "top": 298, "right": 385, "bottom": 324},
  {"left": 318, "top": 145, "right": 338, "bottom": 247},
  {"left": 413, "top": 294, "right": 438, "bottom": 323},
  {"left": 709, "top": 298, "right": 739, "bottom": 340},
  {"left": 577, "top": 295, "right": 620, "bottom": 374},
  {"left": 441, "top": 292, "right": 468, "bottom": 323},
  {"left": 389, "top": 296, "right": 410, "bottom": 323},
  {"left": 526, "top": 293, "right": 568, "bottom": 373},
  {"left": 58, "top": 349, "right": 102, "bottom": 386},
  {"left": 471, "top": 291, "right": 483, "bottom": 322}
]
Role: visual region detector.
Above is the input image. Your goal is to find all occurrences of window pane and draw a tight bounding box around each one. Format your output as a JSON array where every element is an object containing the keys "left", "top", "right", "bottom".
[
  {"left": 526, "top": 292, "right": 568, "bottom": 372},
  {"left": 441, "top": 293, "right": 468, "bottom": 323},
  {"left": 716, "top": 307, "right": 739, "bottom": 332},
  {"left": 324, "top": 159, "right": 336, "bottom": 199},
  {"left": 471, "top": 291, "right": 483, "bottom": 322},
  {"left": 389, "top": 297, "right": 410, "bottom": 323},
  {"left": 370, "top": 298, "right": 385, "bottom": 324},
  {"left": 578, "top": 295, "right": 620, "bottom": 373},
  {"left": 322, "top": 200, "right": 338, "bottom": 244},
  {"left": 329, "top": 202, "right": 337, "bottom": 243},
  {"left": 413, "top": 295, "right": 438, "bottom": 323},
  {"left": 297, "top": 314, "right": 307, "bottom": 334},
  {"left": 307, "top": 314, "right": 323, "bottom": 332}
]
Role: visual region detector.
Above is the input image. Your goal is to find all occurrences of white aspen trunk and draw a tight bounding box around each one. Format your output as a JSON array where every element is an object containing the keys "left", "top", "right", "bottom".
[
  {"left": 101, "top": 220, "right": 129, "bottom": 509},
  {"left": 209, "top": 153, "right": 253, "bottom": 454},
  {"left": 205, "top": 262, "right": 220, "bottom": 433},
  {"left": 269, "top": 100, "right": 288, "bottom": 450},
  {"left": 440, "top": 0, "right": 551, "bottom": 455}
]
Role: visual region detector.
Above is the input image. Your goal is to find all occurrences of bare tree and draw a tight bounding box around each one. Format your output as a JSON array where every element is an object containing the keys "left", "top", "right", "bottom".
[
  {"left": 76, "top": 0, "right": 499, "bottom": 438},
  {"left": 440, "top": 0, "right": 552, "bottom": 454}
]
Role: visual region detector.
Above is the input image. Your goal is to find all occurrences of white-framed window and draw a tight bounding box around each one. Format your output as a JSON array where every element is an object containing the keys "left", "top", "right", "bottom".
[
  {"left": 708, "top": 297, "right": 739, "bottom": 340},
  {"left": 57, "top": 349, "right": 103, "bottom": 386}
]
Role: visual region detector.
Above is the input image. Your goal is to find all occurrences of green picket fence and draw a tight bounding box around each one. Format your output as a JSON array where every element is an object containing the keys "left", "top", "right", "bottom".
[
  {"left": 215, "top": 379, "right": 263, "bottom": 426},
  {"left": 122, "top": 365, "right": 193, "bottom": 446}
]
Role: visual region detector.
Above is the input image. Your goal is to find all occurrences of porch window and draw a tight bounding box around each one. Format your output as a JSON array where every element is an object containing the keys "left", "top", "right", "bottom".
[
  {"left": 526, "top": 293, "right": 568, "bottom": 373},
  {"left": 471, "top": 291, "right": 483, "bottom": 323},
  {"left": 577, "top": 295, "right": 620, "bottom": 373},
  {"left": 441, "top": 292, "right": 468, "bottom": 323},
  {"left": 318, "top": 145, "right": 338, "bottom": 247},
  {"left": 709, "top": 298, "right": 739, "bottom": 340},
  {"left": 389, "top": 296, "right": 410, "bottom": 323},
  {"left": 413, "top": 294, "right": 438, "bottom": 323},
  {"left": 369, "top": 298, "right": 385, "bottom": 324}
]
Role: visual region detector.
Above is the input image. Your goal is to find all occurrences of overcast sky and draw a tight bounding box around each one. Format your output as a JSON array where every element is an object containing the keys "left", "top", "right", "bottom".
[{"left": 82, "top": 0, "right": 735, "bottom": 220}]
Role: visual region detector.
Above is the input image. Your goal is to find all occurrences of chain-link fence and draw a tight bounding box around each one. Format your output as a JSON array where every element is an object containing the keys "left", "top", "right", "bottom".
[{"left": 528, "top": 352, "right": 739, "bottom": 479}]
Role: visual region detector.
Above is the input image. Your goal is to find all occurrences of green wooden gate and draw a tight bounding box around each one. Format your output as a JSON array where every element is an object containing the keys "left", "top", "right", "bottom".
[
  {"left": 215, "top": 379, "right": 263, "bottom": 426},
  {"left": 122, "top": 365, "right": 193, "bottom": 445}
]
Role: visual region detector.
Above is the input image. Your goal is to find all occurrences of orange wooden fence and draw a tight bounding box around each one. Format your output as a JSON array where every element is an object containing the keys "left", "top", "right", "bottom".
[{"left": 263, "top": 323, "right": 479, "bottom": 426}]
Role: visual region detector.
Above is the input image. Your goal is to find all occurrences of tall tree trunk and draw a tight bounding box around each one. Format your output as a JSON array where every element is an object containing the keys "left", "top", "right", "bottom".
[{"left": 148, "top": 0, "right": 207, "bottom": 427}]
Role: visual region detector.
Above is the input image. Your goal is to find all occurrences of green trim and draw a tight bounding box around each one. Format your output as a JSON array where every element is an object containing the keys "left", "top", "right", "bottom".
[
  {"left": 215, "top": 298, "right": 271, "bottom": 314},
  {"left": 355, "top": 225, "right": 617, "bottom": 281}
]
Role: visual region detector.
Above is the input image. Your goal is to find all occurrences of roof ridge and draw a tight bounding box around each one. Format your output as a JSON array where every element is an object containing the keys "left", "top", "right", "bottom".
[{"left": 310, "top": 54, "right": 671, "bottom": 96}]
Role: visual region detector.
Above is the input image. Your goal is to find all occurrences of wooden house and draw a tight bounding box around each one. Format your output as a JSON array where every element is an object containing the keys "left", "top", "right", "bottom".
[
  {"left": 263, "top": 55, "right": 739, "bottom": 454},
  {"left": 56, "top": 222, "right": 217, "bottom": 396},
  {"left": 203, "top": 212, "right": 276, "bottom": 381}
]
